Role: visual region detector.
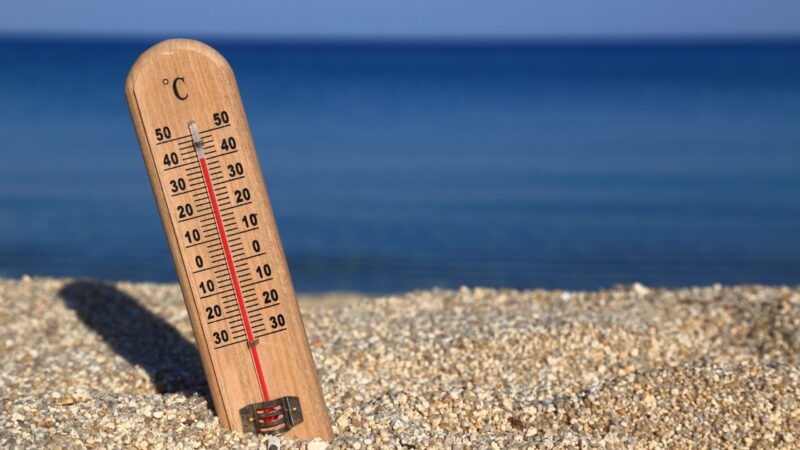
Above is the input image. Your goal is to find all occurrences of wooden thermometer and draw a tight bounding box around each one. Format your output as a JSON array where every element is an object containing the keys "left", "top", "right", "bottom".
[{"left": 125, "top": 39, "right": 333, "bottom": 441}]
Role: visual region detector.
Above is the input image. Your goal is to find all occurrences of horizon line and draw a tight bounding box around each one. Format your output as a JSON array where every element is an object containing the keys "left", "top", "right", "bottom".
[{"left": 2, "top": 31, "right": 800, "bottom": 46}]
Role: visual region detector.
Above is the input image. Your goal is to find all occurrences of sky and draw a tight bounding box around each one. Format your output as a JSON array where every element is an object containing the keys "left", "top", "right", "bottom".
[{"left": 1, "top": 0, "right": 799, "bottom": 40}]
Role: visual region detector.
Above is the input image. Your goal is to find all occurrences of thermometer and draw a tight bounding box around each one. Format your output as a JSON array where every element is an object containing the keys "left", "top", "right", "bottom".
[{"left": 125, "top": 39, "right": 333, "bottom": 440}]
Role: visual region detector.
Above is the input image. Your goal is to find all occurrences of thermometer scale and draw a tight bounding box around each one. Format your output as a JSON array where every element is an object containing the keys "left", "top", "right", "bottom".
[{"left": 125, "top": 39, "right": 333, "bottom": 440}]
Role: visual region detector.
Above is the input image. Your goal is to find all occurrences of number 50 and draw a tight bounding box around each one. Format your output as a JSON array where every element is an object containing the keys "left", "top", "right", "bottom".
[{"left": 213, "top": 111, "right": 229, "bottom": 125}]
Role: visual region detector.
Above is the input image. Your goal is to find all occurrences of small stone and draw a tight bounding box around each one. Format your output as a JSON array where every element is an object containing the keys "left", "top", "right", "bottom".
[
  {"left": 267, "top": 436, "right": 282, "bottom": 450},
  {"left": 632, "top": 282, "right": 650, "bottom": 296},
  {"left": 509, "top": 417, "right": 525, "bottom": 430},
  {"left": 391, "top": 419, "right": 406, "bottom": 431},
  {"left": 307, "top": 439, "right": 329, "bottom": 450}
]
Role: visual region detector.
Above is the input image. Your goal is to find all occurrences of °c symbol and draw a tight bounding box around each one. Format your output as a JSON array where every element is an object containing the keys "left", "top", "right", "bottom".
[{"left": 172, "top": 77, "right": 188, "bottom": 100}]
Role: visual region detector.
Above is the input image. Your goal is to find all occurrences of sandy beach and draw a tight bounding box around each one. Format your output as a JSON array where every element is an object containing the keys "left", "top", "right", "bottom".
[{"left": 1, "top": 277, "right": 798, "bottom": 449}]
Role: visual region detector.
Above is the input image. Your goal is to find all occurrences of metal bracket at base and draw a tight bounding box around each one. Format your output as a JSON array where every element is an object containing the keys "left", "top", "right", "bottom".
[{"left": 240, "top": 396, "right": 303, "bottom": 435}]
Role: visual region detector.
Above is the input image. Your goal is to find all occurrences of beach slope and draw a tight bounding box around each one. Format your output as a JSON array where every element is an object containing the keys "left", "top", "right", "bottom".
[{"left": 1, "top": 278, "right": 798, "bottom": 448}]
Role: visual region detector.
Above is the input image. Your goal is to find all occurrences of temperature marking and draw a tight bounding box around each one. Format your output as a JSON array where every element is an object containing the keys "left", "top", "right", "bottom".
[
  {"left": 156, "top": 123, "right": 231, "bottom": 145},
  {"left": 189, "top": 121, "right": 270, "bottom": 401}
]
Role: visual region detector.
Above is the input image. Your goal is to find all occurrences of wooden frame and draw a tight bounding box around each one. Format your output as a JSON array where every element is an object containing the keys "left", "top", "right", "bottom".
[{"left": 126, "top": 39, "right": 333, "bottom": 441}]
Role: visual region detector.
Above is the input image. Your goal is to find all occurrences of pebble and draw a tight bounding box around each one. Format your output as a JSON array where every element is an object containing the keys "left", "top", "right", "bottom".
[
  {"left": 0, "top": 278, "right": 798, "bottom": 448},
  {"left": 306, "top": 439, "right": 329, "bottom": 450}
]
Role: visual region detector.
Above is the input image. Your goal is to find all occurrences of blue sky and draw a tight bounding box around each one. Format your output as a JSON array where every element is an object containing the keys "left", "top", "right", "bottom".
[{"left": 1, "top": 0, "right": 799, "bottom": 39}]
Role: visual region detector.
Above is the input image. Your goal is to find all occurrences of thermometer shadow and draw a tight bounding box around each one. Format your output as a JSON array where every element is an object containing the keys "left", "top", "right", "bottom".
[{"left": 59, "top": 280, "right": 211, "bottom": 401}]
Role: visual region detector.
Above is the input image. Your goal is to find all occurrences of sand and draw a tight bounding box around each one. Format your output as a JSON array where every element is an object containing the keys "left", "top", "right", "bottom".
[{"left": 0, "top": 277, "right": 798, "bottom": 449}]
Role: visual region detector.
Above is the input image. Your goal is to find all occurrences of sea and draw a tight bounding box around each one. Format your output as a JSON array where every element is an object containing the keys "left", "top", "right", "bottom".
[{"left": 1, "top": 38, "right": 799, "bottom": 292}]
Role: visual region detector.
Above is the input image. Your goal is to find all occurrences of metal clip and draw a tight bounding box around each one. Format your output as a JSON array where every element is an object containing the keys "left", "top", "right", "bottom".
[{"left": 240, "top": 396, "right": 303, "bottom": 435}]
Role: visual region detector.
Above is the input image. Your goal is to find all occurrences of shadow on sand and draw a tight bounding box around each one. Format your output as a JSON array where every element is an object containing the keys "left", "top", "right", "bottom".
[{"left": 59, "top": 280, "right": 208, "bottom": 397}]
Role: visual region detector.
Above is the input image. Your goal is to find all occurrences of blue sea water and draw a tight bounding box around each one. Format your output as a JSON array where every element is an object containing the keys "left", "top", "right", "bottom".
[{"left": 0, "top": 39, "right": 799, "bottom": 292}]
